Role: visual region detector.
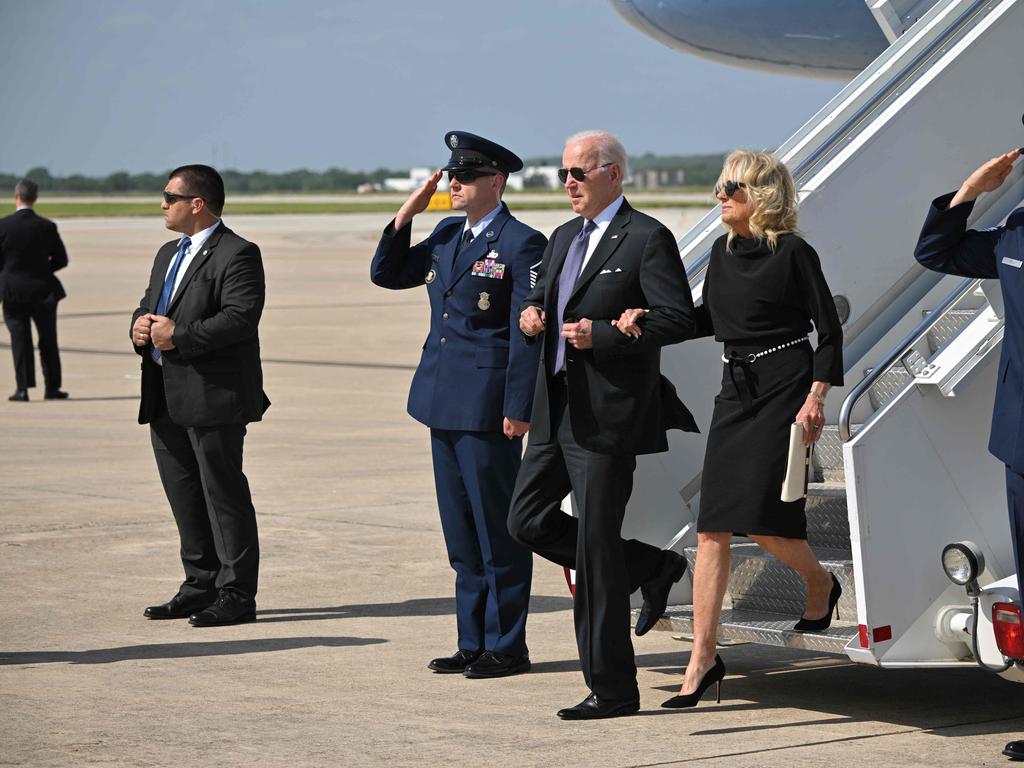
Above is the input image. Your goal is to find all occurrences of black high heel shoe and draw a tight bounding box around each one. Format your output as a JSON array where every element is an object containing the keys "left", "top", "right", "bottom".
[
  {"left": 661, "top": 654, "right": 726, "bottom": 708},
  {"left": 793, "top": 572, "right": 842, "bottom": 632}
]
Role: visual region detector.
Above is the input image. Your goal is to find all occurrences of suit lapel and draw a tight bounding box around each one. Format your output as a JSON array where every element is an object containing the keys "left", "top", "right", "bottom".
[
  {"left": 168, "top": 223, "right": 224, "bottom": 313},
  {"left": 570, "top": 200, "right": 631, "bottom": 301},
  {"left": 450, "top": 204, "right": 512, "bottom": 288}
]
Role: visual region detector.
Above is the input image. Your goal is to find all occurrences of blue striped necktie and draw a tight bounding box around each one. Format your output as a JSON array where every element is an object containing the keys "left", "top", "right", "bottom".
[{"left": 151, "top": 236, "right": 191, "bottom": 362}]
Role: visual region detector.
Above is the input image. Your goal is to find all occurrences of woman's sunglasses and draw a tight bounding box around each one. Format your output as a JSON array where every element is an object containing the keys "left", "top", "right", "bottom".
[{"left": 714, "top": 181, "right": 747, "bottom": 198}]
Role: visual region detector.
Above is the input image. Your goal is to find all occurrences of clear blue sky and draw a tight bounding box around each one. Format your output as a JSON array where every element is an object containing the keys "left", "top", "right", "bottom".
[{"left": 0, "top": 1, "right": 842, "bottom": 175}]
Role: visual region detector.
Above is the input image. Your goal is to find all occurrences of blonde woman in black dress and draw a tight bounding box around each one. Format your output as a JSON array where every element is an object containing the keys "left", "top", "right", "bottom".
[{"left": 615, "top": 151, "right": 844, "bottom": 708}]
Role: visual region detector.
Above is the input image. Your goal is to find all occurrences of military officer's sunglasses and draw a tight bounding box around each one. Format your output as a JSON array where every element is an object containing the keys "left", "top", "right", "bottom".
[
  {"left": 162, "top": 191, "right": 201, "bottom": 205},
  {"left": 557, "top": 163, "right": 613, "bottom": 184},
  {"left": 713, "top": 180, "right": 747, "bottom": 198},
  {"left": 447, "top": 170, "right": 498, "bottom": 184}
]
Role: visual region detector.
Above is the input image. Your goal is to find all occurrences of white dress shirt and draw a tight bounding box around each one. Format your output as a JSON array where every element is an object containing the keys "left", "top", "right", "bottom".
[
  {"left": 462, "top": 203, "right": 503, "bottom": 241},
  {"left": 579, "top": 194, "right": 624, "bottom": 273},
  {"left": 166, "top": 219, "right": 221, "bottom": 301}
]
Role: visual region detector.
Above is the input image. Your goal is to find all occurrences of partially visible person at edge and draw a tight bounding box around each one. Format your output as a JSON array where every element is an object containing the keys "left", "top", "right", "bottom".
[
  {"left": 912, "top": 147, "right": 1024, "bottom": 763},
  {"left": 371, "top": 131, "right": 546, "bottom": 679},
  {"left": 133, "top": 164, "right": 270, "bottom": 627},
  {"left": 507, "top": 130, "right": 698, "bottom": 720},
  {"left": 0, "top": 178, "right": 69, "bottom": 402},
  {"left": 615, "top": 150, "right": 844, "bottom": 709}
]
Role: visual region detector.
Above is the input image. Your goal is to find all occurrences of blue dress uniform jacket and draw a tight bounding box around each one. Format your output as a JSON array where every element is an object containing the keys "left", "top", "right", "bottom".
[
  {"left": 915, "top": 192, "right": 1024, "bottom": 471},
  {"left": 371, "top": 202, "right": 546, "bottom": 659},
  {"left": 915, "top": 191, "right": 1024, "bottom": 598},
  {"left": 372, "top": 203, "right": 546, "bottom": 430}
]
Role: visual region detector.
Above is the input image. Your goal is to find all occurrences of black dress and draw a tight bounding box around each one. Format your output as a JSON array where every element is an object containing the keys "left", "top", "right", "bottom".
[{"left": 696, "top": 233, "right": 844, "bottom": 538}]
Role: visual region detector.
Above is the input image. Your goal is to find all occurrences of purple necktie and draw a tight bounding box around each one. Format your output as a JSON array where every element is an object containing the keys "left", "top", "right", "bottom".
[{"left": 552, "top": 220, "right": 596, "bottom": 374}]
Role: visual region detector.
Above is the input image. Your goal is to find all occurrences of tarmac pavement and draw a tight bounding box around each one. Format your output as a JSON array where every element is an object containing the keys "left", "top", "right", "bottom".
[{"left": 1, "top": 208, "right": 1021, "bottom": 767}]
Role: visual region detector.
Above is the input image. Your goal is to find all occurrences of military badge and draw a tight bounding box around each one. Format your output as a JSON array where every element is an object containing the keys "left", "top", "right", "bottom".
[
  {"left": 449, "top": 134, "right": 459, "bottom": 148},
  {"left": 478, "top": 292, "right": 491, "bottom": 311},
  {"left": 425, "top": 268, "right": 436, "bottom": 284},
  {"left": 471, "top": 258, "right": 506, "bottom": 279}
]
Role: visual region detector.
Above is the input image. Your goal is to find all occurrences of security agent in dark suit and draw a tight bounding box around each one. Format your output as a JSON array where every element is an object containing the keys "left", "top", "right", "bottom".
[
  {"left": 0, "top": 178, "right": 69, "bottom": 402},
  {"left": 913, "top": 148, "right": 1024, "bottom": 762},
  {"left": 371, "top": 132, "right": 546, "bottom": 678},
  {"left": 508, "top": 130, "right": 698, "bottom": 719},
  {"left": 132, "top": 164, "right": 269, "bottom": 627}
]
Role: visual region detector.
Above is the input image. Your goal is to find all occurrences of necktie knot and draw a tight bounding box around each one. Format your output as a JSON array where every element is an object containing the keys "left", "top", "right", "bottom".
[
  {"left": 463, "top": 230, "right": 474, "bottom": 246},
  {"left": 581, "top": 220, "right": 596, "bottom": 237}
]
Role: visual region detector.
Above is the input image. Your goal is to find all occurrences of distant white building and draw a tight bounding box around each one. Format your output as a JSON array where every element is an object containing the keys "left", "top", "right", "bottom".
[
  {"left": 381, "top": 165, "right": 564, "bottom": 193},
  {"left": 382, "top": 167, "right": 436, "bottom": 193}
]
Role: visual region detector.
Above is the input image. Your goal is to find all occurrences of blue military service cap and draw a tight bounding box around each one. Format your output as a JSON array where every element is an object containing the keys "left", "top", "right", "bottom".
[{"left": 441, "top": 131, "right": 524, "bottom": 176}]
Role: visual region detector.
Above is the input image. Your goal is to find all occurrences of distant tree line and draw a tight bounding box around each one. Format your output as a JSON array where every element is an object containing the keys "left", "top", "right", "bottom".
[{"left": 0, "top": 153, "right": 728, "bottom": 194}]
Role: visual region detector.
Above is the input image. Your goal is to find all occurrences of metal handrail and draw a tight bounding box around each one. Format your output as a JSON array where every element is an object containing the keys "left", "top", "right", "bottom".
[
  {"left": 684, "top": 0, "right": 988, "bottom": 284},
  {"left": 838, "top": 277, "right": 979, "bottom": 442}
]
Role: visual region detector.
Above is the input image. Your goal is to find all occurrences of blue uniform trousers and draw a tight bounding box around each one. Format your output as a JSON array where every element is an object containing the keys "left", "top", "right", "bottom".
[
  {"left": 430, "top": 428, "right": 532, "bottom": 656},
  {"left": 1004, "top": 467, "right": 1024, "bottom": 596}
]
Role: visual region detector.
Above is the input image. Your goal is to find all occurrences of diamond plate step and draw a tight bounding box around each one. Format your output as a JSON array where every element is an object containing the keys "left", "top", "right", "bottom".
[
  {"left": 805, "top": 482, "right": 850, "bottom": 551},
  {"left": 867, "top": 366, "right": 913, "bottom": 410},
  {"left": 811, "top": 425, "right": 848, "bottom": 483},
  {"left": 653, "top": 606, "right": 859, "bottom": 654},
  {"left": 925, "top": 308, "right": 977, "bottom": 355},
  {"left": 684, "top": 543, "right": 856, "bottom": 617}
]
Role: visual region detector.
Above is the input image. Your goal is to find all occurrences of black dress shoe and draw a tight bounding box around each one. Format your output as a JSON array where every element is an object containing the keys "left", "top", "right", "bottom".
[
  {"left": 557, "top": 693, "right": 640, "bottom": 720},
  {"left": 188, "top": 590, "right": 256, "bottom": 627},
  {"left": 8, "top": 389, "right": 28, "bottom": 402},
  {"left": 144, "top": 593, "right": 214, "bottom": 620},
  {"left": 794, "top": 573, "right": 843, "bottom": 632},
  {"left": 1004, "top": 740, "right": 1024, "bottom": 760},
  {"left": 635, "top": 550, "right": 687, "bottom": 636},
  {"left": 428, "top": 649, "right": 481, "bottom": 673},
  {"left": 662, "top": 654, "right": 726, "bottom": 708},
  {"left": 44, "top": 389, "right": 69, "bottom": 400},
  {"left": 463, "top": 651, "right": 531, "bottom": 678}
]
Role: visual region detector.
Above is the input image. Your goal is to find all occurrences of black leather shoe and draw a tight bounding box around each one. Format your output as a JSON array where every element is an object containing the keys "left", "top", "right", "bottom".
[
  {"left": 8, "top": 389, "right": 28, "bottom": 402},
  {"left": 1004, "top": 740, "right": 1024, "bottom": 760},
  {"left": 557, "top": 693, "right": 640, "bottom": 720},
  {"left": 188, "top": 590, "right": 256, "bottom": 627},
  {"left": 428, "top": 649, "right": 481, "bottom": 673},
  {"left": 635, "top": 550, "right": 687, "bottom": 636},
  {"left": 463, "top": 651, "right": 531, "bottom": 678},
  {"left": 44, "top": 389, "right": 69, "bottom": 400},
  {"left": 144, "top": 593, "right": 214, "bottom": 620}
]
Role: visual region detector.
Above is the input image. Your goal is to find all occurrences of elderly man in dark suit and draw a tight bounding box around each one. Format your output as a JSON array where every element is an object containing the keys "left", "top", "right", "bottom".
[
  {"left": 372, "top": 132, "right": 546, "bottom": 678},
  {"left": 913, "top": 147, "right": 1024, "bottom": 762},
  {"left": 132, "top": 164, "right": 269, "bottom": 627},
  {"left": 0, "top": 178, "right": 69, "bottom": 402},
  {"left": 508, "top": 130, "right": 698, "bottom": 719}
]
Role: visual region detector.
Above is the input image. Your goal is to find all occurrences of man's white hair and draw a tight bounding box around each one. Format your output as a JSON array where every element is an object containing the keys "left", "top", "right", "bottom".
[{"left": 565, "top": 130, "right": 629, "bottom": 177}]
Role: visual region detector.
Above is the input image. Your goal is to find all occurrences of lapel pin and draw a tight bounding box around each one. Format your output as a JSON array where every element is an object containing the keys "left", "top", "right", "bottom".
[
  {"left": 610, "top": 235, "right": 618, "bottom": 240},
  {"left": 486, "top": 231, "right": 494, "bottom": 238}
]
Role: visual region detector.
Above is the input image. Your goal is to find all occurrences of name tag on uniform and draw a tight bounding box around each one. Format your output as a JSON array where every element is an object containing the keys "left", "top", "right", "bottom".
[
  {"left": 472, "top": 257, "right": 506, "bottom": 279},
  {"left": 1002, "top": 256, "right": 1023, "bottom": 268}
]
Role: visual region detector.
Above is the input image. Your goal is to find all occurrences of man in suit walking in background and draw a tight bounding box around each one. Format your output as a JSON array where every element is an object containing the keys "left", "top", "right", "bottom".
[
  {"left": 372, "top": 131, "right": 546, "bottom": 678},
  {"left": 508, "top": 130, "right": 698, "bottom": 719},
  {"left": 0, "top": 178, "right": 69, "bottom": 402},
  {"left": 133, "top": 164, "right": 269, "bottom": 627}
]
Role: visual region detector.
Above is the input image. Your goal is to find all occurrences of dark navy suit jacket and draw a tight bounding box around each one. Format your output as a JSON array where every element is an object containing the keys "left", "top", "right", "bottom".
[
  {"left": 372, "top": 203, "right": 547, "bottom": 432},
  {"left": 915, "top": 191, "right": 1024, "bottom": 471}
]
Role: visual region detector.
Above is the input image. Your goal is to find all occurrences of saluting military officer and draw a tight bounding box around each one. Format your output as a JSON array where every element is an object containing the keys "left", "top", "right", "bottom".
[{"left": 371, "top": 131, "right": 547, "bottom": 678}]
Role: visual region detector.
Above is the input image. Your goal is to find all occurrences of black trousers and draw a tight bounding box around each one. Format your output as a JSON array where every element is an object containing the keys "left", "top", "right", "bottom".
[
  {"left": 3, "top": 295, "right": 61, "bottom": 391},
  {"left": 508, "top": 378, "right": 664, "bottom": 700},
  {"left": 149, "top": 378, "right": 259, "bottom": 602}
]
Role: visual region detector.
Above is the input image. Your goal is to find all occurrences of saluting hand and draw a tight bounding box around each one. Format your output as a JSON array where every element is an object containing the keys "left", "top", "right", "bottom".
[
  {"left": 562, "top": 318, "right": 593, "bottom": 349},
  {"left": 951, "top": 149, "right": 1021, "bottom": 207},
  {"left": 612, "top": 308, "right": 646, "bottom": 339},
  {"left": 520, "top": 306, "right": 546, "bottom": 336},
  {"left": 395, "top": 169, "right": 444, "bottom": 230}
]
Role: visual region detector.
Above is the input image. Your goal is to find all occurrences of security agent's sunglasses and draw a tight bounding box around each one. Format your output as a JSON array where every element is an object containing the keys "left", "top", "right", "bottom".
[
  {"left": 162, "top": 191, "right": 201, "bottom": 205},
  {"left": 447, "top": 170, "right": 498, "bottom": 184},
  {"left": 714, "top": 180, "right": 747, "bottom": 198},
  {"left": 557, "top": 163, "right": 613, "bottom": 184}
]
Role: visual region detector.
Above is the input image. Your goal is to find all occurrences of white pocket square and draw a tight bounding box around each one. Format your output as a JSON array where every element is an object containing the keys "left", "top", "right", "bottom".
[{"left": 599, "top": 268, "right": 613, "bottom": 274}]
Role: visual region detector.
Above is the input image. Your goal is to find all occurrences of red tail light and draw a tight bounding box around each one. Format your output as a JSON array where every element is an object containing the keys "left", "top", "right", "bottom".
[{"left": 992, "top": 602, "right": 1024, "bottom": 660}]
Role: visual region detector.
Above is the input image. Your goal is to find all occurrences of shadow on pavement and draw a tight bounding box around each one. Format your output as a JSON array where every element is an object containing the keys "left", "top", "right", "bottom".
[
  {"left": 253, "top": 594, "right": 573, "bottom": 623},
  {"left": 0, "top": 636, "right": 384, "bottom": 666}
]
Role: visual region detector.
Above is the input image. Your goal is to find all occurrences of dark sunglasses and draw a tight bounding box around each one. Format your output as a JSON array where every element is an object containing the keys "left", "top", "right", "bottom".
[
  {"left": 162, "top": 191, "right": 200, "bottom": 205},
  {"left": 714, "top": 181, "right": 747, "bottom": 198},
  {"left": 557, "top": 162, "right": 613, "bottom": 184},
  {"left": 447, "top": 170, "right": 498, "bottom": 184}
]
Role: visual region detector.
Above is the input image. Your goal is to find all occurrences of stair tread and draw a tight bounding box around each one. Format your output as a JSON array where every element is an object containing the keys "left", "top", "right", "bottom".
[{"left": 654, "top": 606, "right": 859, "bottom": 652}]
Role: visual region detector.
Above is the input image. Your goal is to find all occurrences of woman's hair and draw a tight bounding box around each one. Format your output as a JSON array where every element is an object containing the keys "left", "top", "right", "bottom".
[{"left": 718, "top": 150, "right": 798, "bottom": 251}]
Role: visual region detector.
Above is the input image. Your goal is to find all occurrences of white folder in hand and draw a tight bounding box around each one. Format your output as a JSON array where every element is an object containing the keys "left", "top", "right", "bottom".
[{"left": 781, "top": 422, "right": 811, "bottom": 502}]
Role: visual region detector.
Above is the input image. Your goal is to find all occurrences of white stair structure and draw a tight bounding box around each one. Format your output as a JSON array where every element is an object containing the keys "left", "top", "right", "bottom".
[{"left": 631, "top": 0, "right": 1024, "bottom": 671}]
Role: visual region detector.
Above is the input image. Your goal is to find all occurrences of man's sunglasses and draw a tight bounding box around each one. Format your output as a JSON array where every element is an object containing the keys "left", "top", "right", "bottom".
[
  {"left": 714, "top": 181, "right": 747, "bottom": 198},
  {"left": 447, "top": 170, "right": 497, "bottom": 184},
  {"left": 162, "top": 191, "right": 200, "bottom": 205},
  {"left": 557, "top": 163, "right": 613, "bottom": 184}
]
